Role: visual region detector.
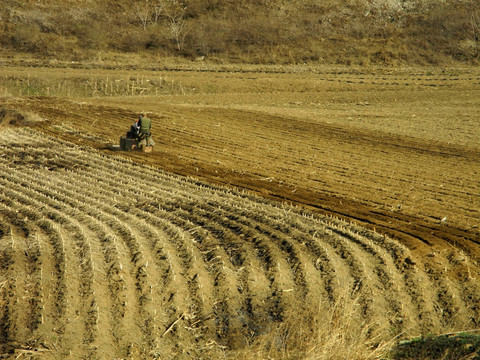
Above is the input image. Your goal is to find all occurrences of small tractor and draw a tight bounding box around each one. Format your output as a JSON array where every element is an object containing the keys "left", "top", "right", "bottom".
[
  {"left": 119, "top": 135, "right": 153, "bottom": 153},
  {"left": 114, "top": 116, "right": 154, "bottom": 153}
]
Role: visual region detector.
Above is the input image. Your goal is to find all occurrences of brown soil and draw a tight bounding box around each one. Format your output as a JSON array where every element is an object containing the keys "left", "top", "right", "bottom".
[
  {"left": 0, "top": 66, "right": 479, "bottom": 359},
  {"left": 3, "top": 68, "right": 479, "bottom": 260}
]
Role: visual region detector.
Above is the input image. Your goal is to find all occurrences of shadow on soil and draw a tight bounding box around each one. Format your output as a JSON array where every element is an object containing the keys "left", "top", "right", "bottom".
[{"left": 389, "top": 333, "right": 480, "bottom": 360}]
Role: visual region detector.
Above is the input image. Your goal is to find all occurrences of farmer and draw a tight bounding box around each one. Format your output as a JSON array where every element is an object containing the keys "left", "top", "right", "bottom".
[{"left": 138, "top": 113, "right": 154, "bottom": 146}]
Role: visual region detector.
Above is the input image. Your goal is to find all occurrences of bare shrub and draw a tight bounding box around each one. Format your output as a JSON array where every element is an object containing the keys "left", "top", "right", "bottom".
[
  {"left": 185, "top": 17, "right": 231, "bottom": 56},
  {"left": 163, "top": 0, "right": 188, "bottom": 51}
]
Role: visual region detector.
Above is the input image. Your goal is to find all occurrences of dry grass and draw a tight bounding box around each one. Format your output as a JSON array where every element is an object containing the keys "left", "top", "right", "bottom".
[
  {"left": 231, "top": 291, "right": 396, "bottom": 360},
  {"left": 0, "top": 69, "right": 181, "bottom": 98},
  {"left": 0, "top": 280, "right": 7, "bottom": 352}
]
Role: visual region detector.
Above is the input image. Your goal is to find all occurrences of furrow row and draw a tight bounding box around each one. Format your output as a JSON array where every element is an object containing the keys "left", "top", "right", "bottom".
[{"left": 1, "top": 127, "right": 479, "bottom": 358}]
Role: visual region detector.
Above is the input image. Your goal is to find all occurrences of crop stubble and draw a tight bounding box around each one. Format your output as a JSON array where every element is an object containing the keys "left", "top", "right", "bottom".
[{"left": 0, "top": 67, "right": 479, "bottom": 358}]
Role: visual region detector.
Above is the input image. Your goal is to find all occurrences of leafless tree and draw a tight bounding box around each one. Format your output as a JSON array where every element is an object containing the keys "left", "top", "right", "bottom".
[
  {"left": 153, "top": 1, "right": 164, "bottom": 25},
  {"left": 164, "top": 0, "right": 188, "bottom": 51},
  {"left": 134, "top": 0, "right": 151, "bottom": 30},
  {"left": 472, "top": 6, "right": 480, "bottom": 43}
]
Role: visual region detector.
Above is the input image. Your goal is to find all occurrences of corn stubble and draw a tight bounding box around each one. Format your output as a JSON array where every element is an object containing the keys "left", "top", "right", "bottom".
[{"left": 0, "top": 127, "right": 478, "bottom": 359}]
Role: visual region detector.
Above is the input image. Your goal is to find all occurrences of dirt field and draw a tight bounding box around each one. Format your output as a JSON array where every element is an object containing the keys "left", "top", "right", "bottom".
[{"left": 0, "top": 65, "right": 479, "bottom": 359}]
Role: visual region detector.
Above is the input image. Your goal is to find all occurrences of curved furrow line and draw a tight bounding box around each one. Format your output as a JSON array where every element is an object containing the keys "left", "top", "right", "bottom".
[
  {"left": 262, "top": 214, "right": 400, "bottom": 314},
  {"left": 186, "top": 202, "right": 335, "bottom": 332},
  {"left": 73, "top": 152, "right": 310, "bottom": 316},
  {"left": 0, "top": 198, "right": 44, "bottom": 346},
  {"left": 333, "top": 223, "right": 478, "bottom": 331},
  {"left": 204, "top": 201, "right": 364, "bottom": 313},
  {"left": 249, "top": 233, "right": 288, "bottom": 323},
  {"left": 421, "top": 259, "right": 476, "bottom": 330},
  {"left": 131, "top": 192, "right": 267, "bottom": 345},
  {"left": 293, "top": 217, "right": 440, "bottom": 332},
  {"left": 33, "top": 137, "right": 235, "bottom": 198},
  {"left": 46, "top": 214, "right": 102, "bottom": 357},
  {"left": 337, "top": 229, "right": 451, "bottom": 330},
  {"left": 56, "top": 146, "right": 476, "bottom": 270},
  {"left": 60, "top": 225, "right": 97, "bottom": 354},
  {"left": 132, "top": 201, "right": 273, "bottom": 342},
  {"left": 45, "top": 205, "right": 138, "bottom": 357},
  {"left": 146, "top": 193, "right": 288, "bottom": 326},
  {"left": 65, "top": 152, "right": 278, "bottom": 239},
  {"left": 135, "top": 199, "right": 258, "bottom": 345},
  {"left": 128, "top": 207, "right": 220, "bottom": 343},
  {"left": 212, "top": 210, "right": 330, "bottom": 323},
  {"left": 119, "top": 165, "right": 346, "bottom": 322},
  {"left": 41, "top": 148, "right": 280, "bottom": 340},
  {"left": 199, "top": 218, "right": 273, "bottom": 332},
  {"left": 164, "top": 206, "right": 285, "bottom": 345},
  {"left": 13, "top": 162, "right": 212, "bottom": 349},
  {"left": 126, "top": 215, "right": 208, "bottom": 347},
  {"left": 178, "top": 209, "right": 275, "bottom": 335},
  {"left": 37, "top": 216, "right": 98, "bottom": 356},
  {"left": 0, "top": 217, "right": 16, "bottom": 351},
  {"left": 176, "top": 204, "right": 311, "bottom": 329},
  {"left": 53, "top": 208, "right": 134, "bottom": 354},
  {"left": 0, "top": 173, "right": 129, "bottom": 355},
  {"left": 0, "top": 182, "right": 102, "bottom": 356},
  {"left": 94, "top": 206, "right": 216, "bottom": 351},
  {"left": 323, "top": 228, "right": 420, "bottom": 328},
  {"left": 328, "top": 227, "right": 417, "bottom": 329},
  {"left": 300, "top": 223, "right": 378, "bottom": 321},
  {"left": 235, "top": 203, "right": 466, "bottom": 334},
  {"left": 186, "top": 200, "right": 309, "bottom": 299},
  {"left": 30, "top": 166, "right": 210, "bottom": 346},
  {"left": 63, "top": 144, "right": 480, "bottom": 335},
  {"left": 217, "top": 204, "right": 340, "bottom": 305},
  {"left": 334, "top": 225, "right": 477, "bottom": 331},
  {"left": 4, "top": 169, "right": 157, "bottom": 355},
  {"left": 97, "top": 214, "right": 159, "bottom": 354},
  {"left": 167, "top": 212, "right": 243, "bottom": 338},
  {"left": 66, "top": 216, "right": 129, "bottom": 355},
  {"left": 2, "top": 127, "right": 478, "bottom": 357},
  {"left": 0, "top": 131, "right": 454, "bottom": 338},
  {"left": 35, "top": 219, "right": 67, "bottom": 318}
]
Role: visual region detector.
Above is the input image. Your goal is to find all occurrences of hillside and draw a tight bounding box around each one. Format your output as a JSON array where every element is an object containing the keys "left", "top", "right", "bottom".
[{"left": 0, "top": 0, "right": 479, "bottom": 65}]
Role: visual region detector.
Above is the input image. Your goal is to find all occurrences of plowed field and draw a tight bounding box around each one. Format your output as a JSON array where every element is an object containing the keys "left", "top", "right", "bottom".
[{"left": 0, "top": 65, "right": 479, "bottom": 359}]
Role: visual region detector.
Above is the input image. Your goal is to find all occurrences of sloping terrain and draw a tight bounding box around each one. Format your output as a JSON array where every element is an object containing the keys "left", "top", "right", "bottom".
[
  {"left": 2, "top": 66, "right": 478, "bottom": 261},
  {"left": 0, "top": 66, "right": 479, "bottom": 359},
  {"left": 0, "top": 128, "right": 479, "bottom": 359}
]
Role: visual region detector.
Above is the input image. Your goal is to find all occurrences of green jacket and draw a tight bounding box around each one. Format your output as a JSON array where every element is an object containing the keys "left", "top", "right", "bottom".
[{"left": 139, "top": 116, "right": 151, "bottom": 134}]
